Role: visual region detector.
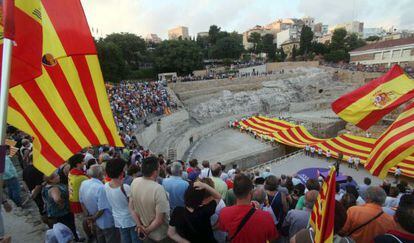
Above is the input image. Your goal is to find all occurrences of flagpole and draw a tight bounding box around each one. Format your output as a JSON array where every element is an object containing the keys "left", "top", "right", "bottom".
[{"left": 0, "top": 38, "right": 13, "bottom": 204}]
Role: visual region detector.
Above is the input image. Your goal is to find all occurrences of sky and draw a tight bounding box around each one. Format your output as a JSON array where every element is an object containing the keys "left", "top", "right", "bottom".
[{"left": 80, "top": 0, "right": 414, "bottom": 39}]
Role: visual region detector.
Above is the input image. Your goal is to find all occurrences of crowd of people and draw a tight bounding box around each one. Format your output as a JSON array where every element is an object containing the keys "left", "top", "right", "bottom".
[
  {"left": 107, "top": 81, "right": 176, "bottom": 133},
  {"left": 321, "top": 62, "right": 414, "bottom": 75},
  {"left": 2, "top": 124, "right": 414, "bottom": 243}
]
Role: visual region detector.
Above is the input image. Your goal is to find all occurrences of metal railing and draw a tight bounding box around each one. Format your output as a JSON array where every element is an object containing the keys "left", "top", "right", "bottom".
[{"left": 246, "top": 149, "right": 304, "bottom": 172}]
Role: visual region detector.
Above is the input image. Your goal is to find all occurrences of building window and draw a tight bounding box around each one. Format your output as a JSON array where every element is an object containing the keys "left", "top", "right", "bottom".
[
  {"left": 402, "top": 49, "right": 411, "bottom": 57},
  {"left": 374, "top": 53, "right": 382, "bottom": 60},
  {"left": 392, "top": 50, "right": 401, "bottom": 59},
  {"left": 383, "top": 51, "right": 390, "bottom": 60}
]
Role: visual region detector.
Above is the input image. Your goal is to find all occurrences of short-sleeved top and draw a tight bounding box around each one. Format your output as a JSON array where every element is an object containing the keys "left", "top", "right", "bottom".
[
  {"left": 42, "top": 184, "right": 70, "bottom": 218},
  {"left": 374, "top": 230, "right": 414, "bottom": 243},
  {"left": 162, "top": 176, "right": 189, "bottom": 211},
  {"left": 79, "top": 178, "right": 114, "bottom": 230},
  {"left": 104, "top": 183, "right": 136, "bottom": 228},
  {"left": 131, "top": 177, "right": 170, "bottom": 241},
  {"left": 211, "top": 177, "right": 228, "bottom": 198},
  {"left": 23, "top": 165, "right": 44, "bottom": 191},
  {"left": 218, "top": 205, "right": 278, "bottom": 243},
  {"left": 169, "top": 200, "right": 217, "bottom": 243},
  {"left": 283, "top": 209, "right": 311, "bottom": 238}
]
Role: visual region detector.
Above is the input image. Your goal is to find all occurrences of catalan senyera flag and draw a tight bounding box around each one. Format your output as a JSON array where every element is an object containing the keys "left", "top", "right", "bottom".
[
  {"left": 6, "top": 0, "right": 123, "bottom": 175},
  {"left": 309, "top": 166, "right": 336, "bottom": 243},
  {"left": 332, "top": 65, "right": 414, "bottom": 130},
  {"left": 365, "top": 102, "right": 414, "bottom": 178},
  {"left": 0, "top": 0, "right": 43, "bottom": 88}
]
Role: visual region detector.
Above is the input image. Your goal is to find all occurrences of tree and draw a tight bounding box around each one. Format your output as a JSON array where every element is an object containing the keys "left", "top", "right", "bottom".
[
  {"left": 299, "top": 26, "right": 314, "bottom": 56},
  {"left": 209, "top": 34, "right": 244, "bottom": 59},
  {"left": 365, "top": 35, "right": 380, "bottom": 41},
  {"left": 153, "top": 40, "right": 203, "bottom": 75},
  {"left": 274, "top": 48, "right": 286, "bottom": 62},
  {"left": 196, "top": 35, "right": 210, "bottom": 59},
  {"left": 292, "top": 45, "right": 297, "bottom": 61},
  {"left": 311, "top": 42, "right": 329, "bottom": 55},
  {"left": 248, "top": 32, "right": 262, "bottom": 54},
  {"left": 96, "top": 40, "right": 126, "bottom": 82},
  {"left": 330, "top": 28, "right": 347, "bottom": 51},
  {"left": 261, "top": 34, "right": 277, "bottom": 61},
  {"left": 345, "top": 33, "right": 366, "bottom": 51},
  {"left": 208, "top": 25, "right": 221, "bottom": 45},
  {"left": 324, "top": 49, "right": 349, "bottom": 63},
  {"left": 104, "top": 33, "right": 148, "bottom": 72}
]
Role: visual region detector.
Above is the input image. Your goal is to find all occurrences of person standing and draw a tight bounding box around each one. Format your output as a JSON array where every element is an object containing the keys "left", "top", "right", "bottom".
[
  {"left": 310, "top": 146, "right": 316, "bottom": 158},
  {"left": 68, "top": 154, "right": 88, "bottom": 214},
  {"left": 3, "top": 146, "right": 21, "bottom": 207},
  {"left": 348, "top": 156, "right": 354, "bottom": 168},
  {"left": 218, "top": 174, "right": 279, "bottom": 243},
  {"left": 305, "top": 144, "right": 310, "bottom": 156},
  {"left": 354, "top": 157, "right": 360, "bottom": 171},
  {"left": 317, "top": 148, "right": 323, "bottom": 158},
  {"left": 326, "top": 150, "right": 331, "bottom": 162},
  {"left": 199, "top": 161, "right": 211, "bottom": 179},
  {"left": 210, "top": 163, "right": 228, "bottom": 199},
  {"left": 130, "top": 156, "right": 170, "bottom": 242},
  {"left": 162, "top": 162, "right": 189, "bottom": 211},
  {"left": 394, "top": 166, "right": 402, "bottom": 184},
  {"left": 79, "top": 165, "right": 120, "bottom": 243},
  {"left": 104, "top": 159, "right": 139, "bottom": 243}
]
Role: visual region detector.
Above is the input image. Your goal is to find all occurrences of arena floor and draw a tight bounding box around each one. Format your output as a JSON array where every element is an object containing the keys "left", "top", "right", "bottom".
[{"left": 189, "top": 129, "right": 273, "bottom": 164}]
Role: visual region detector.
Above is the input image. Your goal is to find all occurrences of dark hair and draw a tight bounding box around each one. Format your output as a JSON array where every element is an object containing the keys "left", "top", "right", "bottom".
[
  {"left": 293, "top": 183, "right": 305, "bottom": 196},
  {"left": 86, "top": 158, "right": 97, "bottom": 170},
  {"left": 102, "top": 146, "right": 109, "bottom": 152},
  {"left": 389, "top": 187, "right": 400, "bottom": 198},
  {"left": 341, "top": 193, "right": 356, "bottom": 210},
  {"left": 127, "top": 164, "right": 141, "bottom": 176},
  {"left": 264, "top": 175, "right": 279, "bottom": 191},
  {"left": 396, "top": 194, "right": 414, "bottom": 234},
  {"left": 105, "top": 158, "right": 126, "bottom": 179},
  {"left": 306, "top": 179, "right": 320, "bottom": 191},
  {"left": 184, "top": 184, "right": 206, "bottom": 209},
  {"left": 334, "top": 201, "right": 347, "bottom": 233},
  {"left": 232, "top": 164, "right": 237, "bottom": 169},
  {"left": 68, "top": 153, "right": 84, "bottom": 169},
  {"left": 233, "top": 174, "right": 253, "bottom": 199},
  {"left": 189, "top": 159, "right": 198, "bottom": 168},
  {"left": 336, "top": 183, "right": 340, "bottom": 193},
  {"left": 346, "top": 185, "right": 359, "bottom": 199},
  {"left": 211, "top": 164, "right": 222, "bottom": 177},
  {"left": 141, "top": 156, "right": 159, "bottom": 177},
  {"left": 364, "top": 177, "right": 371, "bottom": 185},
  {"left": 397, "top": 181, "right": 408, "bottom": 194},
  {"left": 346, "top": 176, "right": 353, "bottom": 182}
]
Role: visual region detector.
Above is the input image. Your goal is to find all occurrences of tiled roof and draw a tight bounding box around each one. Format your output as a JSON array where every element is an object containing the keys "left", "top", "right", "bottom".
[{"left": 351, "top": 37, "right": 414, "bottom": 52}]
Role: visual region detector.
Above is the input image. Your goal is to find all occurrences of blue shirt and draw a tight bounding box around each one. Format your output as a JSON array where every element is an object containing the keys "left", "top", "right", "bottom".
[
  {"left": 162, "top": 176, "right": 189, "bottom": 210},
  {"left": 3, "top": 156, "right": 17, "bottom": 180},
  {"left": 79, "top": 178, "right": 115, "bottom": 229}
]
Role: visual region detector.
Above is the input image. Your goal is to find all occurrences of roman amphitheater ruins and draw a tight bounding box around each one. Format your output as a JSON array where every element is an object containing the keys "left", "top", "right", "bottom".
[{"left": 135, "top": 61, "right": 400, "bottom": 184}]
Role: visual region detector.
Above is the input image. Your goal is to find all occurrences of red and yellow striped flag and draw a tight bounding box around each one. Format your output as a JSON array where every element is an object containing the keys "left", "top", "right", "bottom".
[
  {"left": 332, "top": 65, "right": 414, "bottom": 130},
  {"left": 6, "top": 0, "right": 123, "bottom": 175},
  {"left": 0, "top": 0, "right": 43, "bottom": 87},
  {"left": 309, "top": 166, "right": 336, "bottom": 243},
  {"left": 365, "top": 102, "right": 414, "bottom": 178}
]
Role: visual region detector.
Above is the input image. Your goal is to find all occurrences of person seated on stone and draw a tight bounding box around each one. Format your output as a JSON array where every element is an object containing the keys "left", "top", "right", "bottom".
[
  {"left": 282, "top": 190, "right": 318, "bottom": 239},
  {"left": 291, "top": 201, "right": 355, "bottom": 243},
  {"left": 295, "top": 178, "right": 320, "bottom": 210},
  {"left": 374, "top": 194, "right": 414, "bottom": 243},
  {"left": 210, "top": 163, "right": 228, "bottom": 198},
  {"left": 167, "top": 181, "right": 221, "bottom": 243},
  {"left": 340, "top": 186, "right": 397, "bottom": 242},
  {"left": 218, "top": 174, "right": 279, "bottom": 243}
]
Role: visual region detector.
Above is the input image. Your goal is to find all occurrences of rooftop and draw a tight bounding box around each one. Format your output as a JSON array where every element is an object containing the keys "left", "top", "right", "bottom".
[{"left": 351, "top": 37, "right": 414, "bottom": 52}]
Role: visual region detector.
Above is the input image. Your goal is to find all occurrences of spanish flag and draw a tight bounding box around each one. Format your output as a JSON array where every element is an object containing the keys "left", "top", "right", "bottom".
[
  {"left": 309, "top": 166, "right": 336, "bottom": 243},
  {"left": 6, "top": 0, "right": 123, "bottom": 175},
  {"left": 0, "top": 0, "right": 43, "bottom": 87},
  {"left": 332, "top": 65, "right": 414, "bottom": 130},
  {"left": 365, "top": 102, "right": 414, "bottom": 178}
]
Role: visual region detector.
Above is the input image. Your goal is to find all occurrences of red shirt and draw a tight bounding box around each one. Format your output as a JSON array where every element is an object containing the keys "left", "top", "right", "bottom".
[{"left": 218, "top": 204, "right": 279, "bottom": 243}]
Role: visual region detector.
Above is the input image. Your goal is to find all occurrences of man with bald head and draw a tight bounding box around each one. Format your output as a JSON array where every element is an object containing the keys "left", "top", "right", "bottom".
[
  {"left": 283, "top": 190, "right": 319, "bottom": 239},
  {"left": 211, "top": 163, "right": 228, "bottom": 198}
]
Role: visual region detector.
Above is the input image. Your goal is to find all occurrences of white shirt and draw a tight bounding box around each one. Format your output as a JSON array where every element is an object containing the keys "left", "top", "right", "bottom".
[
  {"left": 326, "top": 152, "right": 331, "bottom": 157},
  {"left": 395, "top": 168, "right": 402, "bottom": 176},
  {"left": 199, "top": 167, "right": 211, "bottom": 179},
  {"left": 348, "top": 157, "right": 353, "bottom": 163},
  {"left": 227, "top": 169, "right": 236, "bottom": 179},
  {"left": 318, "top": 148, "right": 323, "bottom": 154},
  {"left": 104, "top": 183, "right": 136, "bottom": 228},
  {"left": 354, "top": 158, "right": 360, "bottom": 165},
  {"left": 310, "top": 147, "right": 315, "bottom": 153}
]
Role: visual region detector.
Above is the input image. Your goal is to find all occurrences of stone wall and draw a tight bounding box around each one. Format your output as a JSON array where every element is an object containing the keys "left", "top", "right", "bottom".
[
  {"left": 266, "top": 61, "right": 319, "bottom": 72},
  {"left": 225, "top": 144, "right": 286, "bottom": 169},
  {"left": 135, "top": 109, "right": 190, "bottom": 148}
]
